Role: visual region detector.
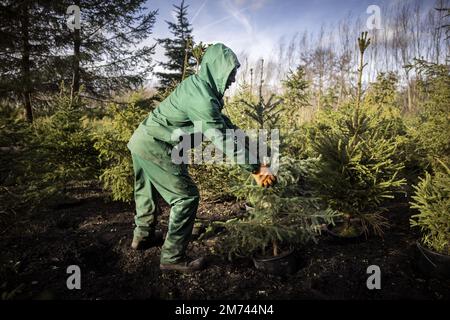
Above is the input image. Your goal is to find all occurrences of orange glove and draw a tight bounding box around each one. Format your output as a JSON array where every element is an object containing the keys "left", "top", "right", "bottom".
[{"left": 252, "top": 164, "right": 277, "bottom": 188}]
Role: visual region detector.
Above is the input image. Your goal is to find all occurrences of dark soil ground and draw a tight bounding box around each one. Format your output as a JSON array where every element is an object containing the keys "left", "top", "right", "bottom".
[{"left": 1, "top": 181, "right": 449, "bottom": 300}]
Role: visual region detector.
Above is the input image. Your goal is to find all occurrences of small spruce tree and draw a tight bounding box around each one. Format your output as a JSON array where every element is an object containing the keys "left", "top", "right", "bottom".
[
  {"left": 220, "top": 157, "right": 337, "bottom": 259},
  {"left": 94, "top": 96, "right": 150, "bottom": 202},
  {"left": 240, "top": 59, "right": 283, "bottom": 130},
  {"left": 1, "top": 89, "right": 100, "bottom": 212},
  {"left": 156, "top": 0, "right": 196, "bottom": 90},
  {"left": 410, "top": 160, "right": 450, "bottom": 255},
  {"left": 309, "top": 32, "right": 406, "bottom": 236}
]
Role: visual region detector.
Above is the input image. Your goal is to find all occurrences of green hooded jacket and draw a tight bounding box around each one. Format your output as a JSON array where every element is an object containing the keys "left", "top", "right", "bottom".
[{"left": 127, "top": 43, "right": 260, "bottom": 173}]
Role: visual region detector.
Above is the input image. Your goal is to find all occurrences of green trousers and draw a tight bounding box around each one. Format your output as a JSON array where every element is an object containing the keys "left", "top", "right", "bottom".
[{"left": 131, "top": 152, "right": 199, "bottom": 264}]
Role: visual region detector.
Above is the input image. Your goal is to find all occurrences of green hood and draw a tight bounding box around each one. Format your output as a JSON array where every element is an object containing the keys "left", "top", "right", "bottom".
[{"left": 198, "top": 43, "right": 240, "bottom": 98}]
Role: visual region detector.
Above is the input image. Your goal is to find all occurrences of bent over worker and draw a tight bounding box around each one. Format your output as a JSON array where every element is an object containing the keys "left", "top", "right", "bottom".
[{"left": 127, "top": 43, "right": 277, "bottom": 272}]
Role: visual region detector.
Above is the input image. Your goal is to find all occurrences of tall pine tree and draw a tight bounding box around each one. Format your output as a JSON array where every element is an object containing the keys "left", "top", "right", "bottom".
[
  {"left": 0, "top": 1, "right": 158, "bottom": 120},
  {"left": 156, "top": 0, "right": 196, "bottom": 90},
  {"left": 0, "top": 0, "right": 60, "bottom": 122},
  {"left": 55, "top": 0, "right": 158, "bottom": 99}
]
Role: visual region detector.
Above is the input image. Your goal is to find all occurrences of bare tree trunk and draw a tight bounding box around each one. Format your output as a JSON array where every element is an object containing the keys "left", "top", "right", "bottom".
[
  {"left": 337, "top": 73, "right": 345, "bottom": 109},
  {"left": 407, "top": 82, "right": 413, "bottom": 113},
  {"left": 72, "top": 28, "right": 81, "bottom": 97},
  {"left": 71, "top": 0, "right": 81, "bottom": 100},
  {"left": 317, "top": 75, "right": 322, "bottom": 111},
  {"left": 181, "top": 37, "right": 190, "bottom": 81},
  {"left": 272, "top": 240, "right": 278, "bottom": 257},
  {"left": 406, "top": 70, "right": 412, "bottom": 113},
  {"left": 250, "top": 68, "right": 254, "bottom": 95},
  {"left": 434, "top": 0, "right": 445, "bottom": 64},
  {"left": 20, "top": 3, "right": 33, "bottom": 123}
]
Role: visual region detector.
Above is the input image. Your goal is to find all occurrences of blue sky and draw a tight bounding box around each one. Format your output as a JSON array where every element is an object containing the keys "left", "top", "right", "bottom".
[{"left": 145, "top": 0, "right": 438, "bottom": 83}]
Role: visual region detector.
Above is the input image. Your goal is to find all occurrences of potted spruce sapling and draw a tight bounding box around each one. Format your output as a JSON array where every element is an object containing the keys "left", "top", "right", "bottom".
[
  {"left": 215, "top": 58, "right": 337, "bottom": 274},
  {"left": 310, "top": 32, "right": 406, "bottom": 240},
  {"left": 311, "top": 106, "right": 405, "bottom": 240},
  {"left": 410, "top": 160, "right": 450, "bottom": 279},
  {"left": 220, "top": 157, "right": 337, "bottom": 275}
]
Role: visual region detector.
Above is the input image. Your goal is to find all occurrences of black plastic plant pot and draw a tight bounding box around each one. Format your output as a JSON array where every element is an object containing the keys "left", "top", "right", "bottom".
[
  {"left": 415, "top": 241, "right": 450, "bottom": 279},
  {"left": 325, "top": 222, "right": 366, "bottom": 244},
  {"left": 252, "top": 248, "right": 300, "bottom": 275}
]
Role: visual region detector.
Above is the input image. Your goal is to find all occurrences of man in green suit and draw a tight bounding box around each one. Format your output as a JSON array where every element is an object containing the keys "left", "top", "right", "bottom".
[{"left": 127, "top": 43, "right": 276, "bottom": 272}]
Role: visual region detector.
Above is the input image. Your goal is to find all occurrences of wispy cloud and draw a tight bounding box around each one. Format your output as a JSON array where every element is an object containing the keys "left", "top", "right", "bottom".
[
  {"left": 191, "top": 0, "right": 208, "bottom": 23},
  {"left": 223, "top": 0, "right": 253, "bottom": 34},
  {"left": 195, "top": 2, "right": 253, "bottom": 34},
  {"left": 193, "top": 0, "right": 282, "bottom": 66},
  {"left": 233, "top": 0, "right": 269, "bottom": 11}
]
